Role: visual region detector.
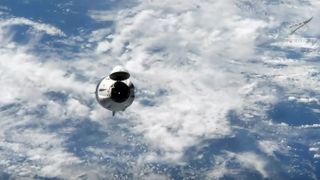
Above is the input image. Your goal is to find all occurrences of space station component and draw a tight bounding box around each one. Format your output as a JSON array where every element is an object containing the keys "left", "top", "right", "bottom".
[{"left": 289, "top": 17, "right": 313, "bottom": 35}]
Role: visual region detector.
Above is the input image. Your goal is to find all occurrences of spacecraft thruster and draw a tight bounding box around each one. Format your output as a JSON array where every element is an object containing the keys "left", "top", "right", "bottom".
[{"left": 95, "top": 66, "right": 135, "bottom": 116}]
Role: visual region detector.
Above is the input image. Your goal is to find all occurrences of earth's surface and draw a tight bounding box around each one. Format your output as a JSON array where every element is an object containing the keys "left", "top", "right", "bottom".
[{"left": 0, "top": 0, "right": 320, "bottom": 179}]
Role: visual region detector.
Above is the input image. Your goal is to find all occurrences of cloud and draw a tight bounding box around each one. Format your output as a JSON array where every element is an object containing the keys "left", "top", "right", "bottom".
[
  {"left": 87, "top": 0, "right": 320, "bottom": 176},
  {"left": 207, "top": 151, "right": 269, "bottom": 179},
  {"left": 232, "top": 152, "right": 268, "bottom": 178},
  {"left": 1, "top": 0, "right": 320, "bottom": 178},
  {"left": 89, "top": 0, "right": 271, "bottom": 161},
  {"left": 0, "top": 17, "right": 66, "bottom": 36},
  {"left": 258, "top": 140, "right": 282, "bottom": 157},
  {"left": 0, "top": 16, "right": 96, "bottom": 178},
  {"left": 0, "top": 128, "right": 82, "bottom": 177}
]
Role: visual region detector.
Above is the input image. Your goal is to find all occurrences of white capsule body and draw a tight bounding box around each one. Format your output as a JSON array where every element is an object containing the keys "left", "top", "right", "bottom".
[{"left": 95, "top": 66, "right": 134, "bottom": 113}]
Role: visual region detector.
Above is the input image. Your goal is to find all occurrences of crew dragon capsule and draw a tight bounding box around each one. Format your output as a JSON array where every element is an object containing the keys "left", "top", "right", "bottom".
[{"left": 95, "top": 66, "right": 135, "bottom": 116}]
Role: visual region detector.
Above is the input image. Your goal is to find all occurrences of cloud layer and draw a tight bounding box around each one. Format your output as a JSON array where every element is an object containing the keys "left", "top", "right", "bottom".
[{"left": 0, "top": 0, "right": 320, "bottom": 179}]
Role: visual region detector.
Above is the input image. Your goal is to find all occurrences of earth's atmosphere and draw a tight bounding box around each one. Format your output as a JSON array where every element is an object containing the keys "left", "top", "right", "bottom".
[{"left": 0, "top": 0, "right": 320, "bottom": 179}]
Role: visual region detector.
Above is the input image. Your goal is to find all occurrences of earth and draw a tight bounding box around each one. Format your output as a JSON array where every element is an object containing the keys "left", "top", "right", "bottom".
[{"left": 0, "top": 0, "right": 320, "bottom": 179}]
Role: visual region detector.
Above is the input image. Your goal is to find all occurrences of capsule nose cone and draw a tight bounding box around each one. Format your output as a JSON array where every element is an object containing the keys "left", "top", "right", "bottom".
[
  {"left": 111, "top": 66, "right": 127, "bottom": 73},
  {"left": 110, "top": 66, "right": 130, "bottom": 81}
]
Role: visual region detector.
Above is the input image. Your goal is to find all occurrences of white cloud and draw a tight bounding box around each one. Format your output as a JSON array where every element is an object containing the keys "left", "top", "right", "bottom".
[
  {"left": 89, "top": 0, "right": 320, "bottom": 174},
  {"left": 0, "top": 128, "right": 82, "bottom": 178},
  {"left": 0, "top": 17, "right": 66, "bottom": 36},
  {"left": 96, "top": 40, "right": 111, "bottom": 53},
  {"left": 207, "top": 156, "right": 229, "bottom": 179},
  {"left": 91, "top": 0, "right": 271, "bottom": 161},
  {"left": 66, "top": 98, "right": 91, "bottom": 117},
  {"left": 85, "top": 0, "right": 320, "bottom": 167},
  {"left": 207, "top": 151, "right": 269, "bottom": 178},
  {"left": 232, "top": 152, "right": 268, "bottom": 178},
  {"left": 258, "top": 140, "right": 281, "bottom": 157},
  {"left": 1, "top": 0, "right": 320, "bottom": 178},
  {"left": 0, "top": 17, "right": 96, "bottom": 178},
  {"left": 88, "top": 10, "right": 116, "bottom": 22}
]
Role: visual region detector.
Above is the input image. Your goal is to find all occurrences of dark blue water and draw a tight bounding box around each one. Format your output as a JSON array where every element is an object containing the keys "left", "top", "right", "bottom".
[
  {"left": 268, "top": 100, "right": 320, "bottom": 126},
  {"left": 0, "top": 0, "right": 118, "bottom": 35},
  {"left": 0, "top": 0, "right": 130, "bottom": 56}
]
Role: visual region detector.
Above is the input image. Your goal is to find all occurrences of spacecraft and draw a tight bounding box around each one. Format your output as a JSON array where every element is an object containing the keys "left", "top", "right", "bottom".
[{"left": 95, "top": 66, "right": 135, "bottom": 116}]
